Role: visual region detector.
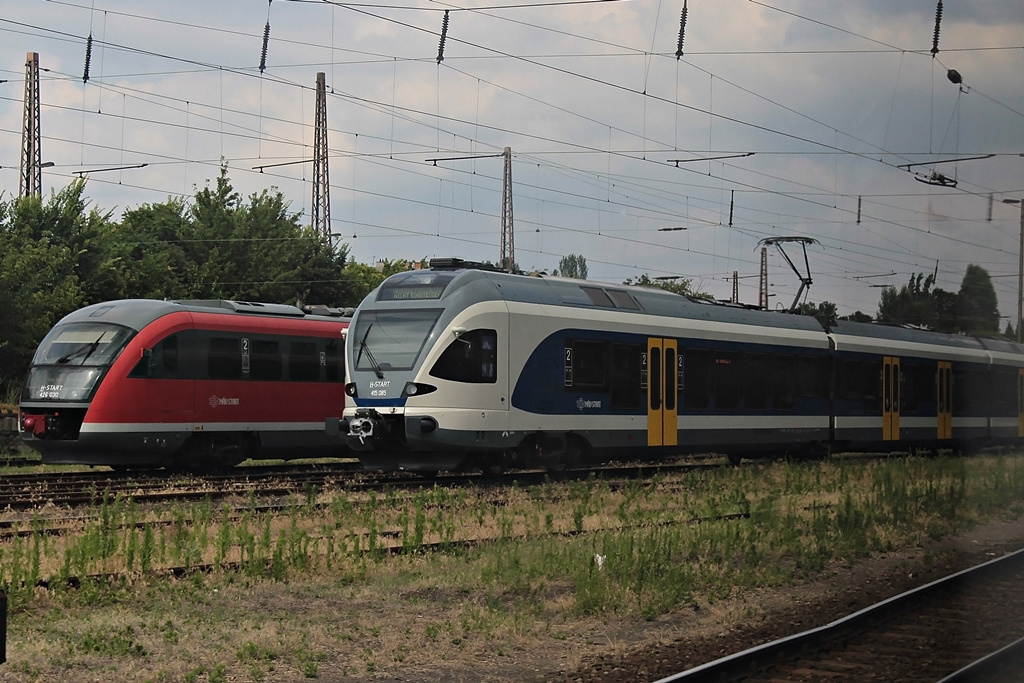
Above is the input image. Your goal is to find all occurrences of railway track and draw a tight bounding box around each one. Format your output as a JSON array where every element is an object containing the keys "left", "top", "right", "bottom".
[
  {"left": 655, "top": 547, "right": 1024, "bottom": 683},
  {"left": 0, "top": 456, "right": 722, "bottom": 512}
]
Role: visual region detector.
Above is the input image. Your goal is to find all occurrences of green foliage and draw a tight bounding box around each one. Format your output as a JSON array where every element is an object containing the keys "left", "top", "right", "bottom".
[
  {"left": 556, "top": 254, "right": 588, "bottom": 280},
  {"left": 875, "top": 266, "right": 1002, "bottom": 335},
  {"left": 622, "top": 272, "right": 711, "bottom": 299},
  {"left": 956, "top": 264, "right": 1000, "bottom": 335},
  {"left": 0, "top": 167, "right": 359, "bottom": 384}
]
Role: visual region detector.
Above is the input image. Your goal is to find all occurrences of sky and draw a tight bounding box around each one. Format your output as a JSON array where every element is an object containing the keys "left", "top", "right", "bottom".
[{"left": 2, "top": 0, "right": 1023, "bottom": 319}]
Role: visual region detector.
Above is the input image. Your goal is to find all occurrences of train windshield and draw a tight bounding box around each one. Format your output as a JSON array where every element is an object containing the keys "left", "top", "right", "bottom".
[
  {"left": 31, "top": 322, "right": 133, "bottom": 366},
  {"left": 21, "top": 322, "right": 134, "bottom": 403},
  {"left": 351, "top": 309, "right": 442, "bottom": 373}
]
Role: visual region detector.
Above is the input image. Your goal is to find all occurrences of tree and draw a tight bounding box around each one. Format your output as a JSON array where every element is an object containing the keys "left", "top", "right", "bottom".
[
  {"left": 794, "top": 300, "right": 838, "bottom": 330},
  {"left": 622, "top": 273, "right": 710, "bottom": 299},
  {"left": 876, "top": 273, "right": 939, "bottom": 328},
  {"left": 556, "top": 254, "right": 588, "bottom": 280},
  {"left": 341, "top": 258, "right": 415, "bottom": 306},
  {"left": 955, "top": 264, "right": 1000, "bottom": 335},
  {"left": 842, "top": 311, "right": 873, "bottom": 323},
  {"left": 0, "top": 191, "right": 86, "bottom": 383}
]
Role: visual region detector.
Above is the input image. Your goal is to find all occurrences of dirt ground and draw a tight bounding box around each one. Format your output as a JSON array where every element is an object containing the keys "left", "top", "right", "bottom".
[{"left": 534, "top": 516, "right": 1024, "bottom": 683}]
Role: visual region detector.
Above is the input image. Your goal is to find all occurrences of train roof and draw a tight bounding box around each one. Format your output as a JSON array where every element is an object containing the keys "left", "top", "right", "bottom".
[
  {"left": 371, "top": 262, "right": 1024, "bottom": 361},
  {"left": 373, "top": 265, "right": 825, "bottom": 335},
  {"left": 55, "top": 299, "right": 351, "bottom": 332}
]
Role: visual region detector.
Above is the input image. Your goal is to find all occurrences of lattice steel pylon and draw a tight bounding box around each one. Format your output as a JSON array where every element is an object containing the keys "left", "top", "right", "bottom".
[
  {"left": 758, "top": 246, "right": 768, "bottom": 310},
  {"left": 499, "top": 147, "right": 514, "bottom": 273},
  {"left": 20, "top": 52, "right": 42, "bottom": 199},
  {"left": 311, "top": 72, "right": 330, "bottom": 241}
]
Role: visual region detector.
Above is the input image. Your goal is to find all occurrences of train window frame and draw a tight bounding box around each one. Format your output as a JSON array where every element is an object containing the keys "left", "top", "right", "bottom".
[
  {"left": 129, "top": 333, "right": 180, "bottom": 379},
  {"left": 289, "top": 340, "right": 320, "bottom": 382},
  {"left": 208, "top": 335, "right": 244, "bottom": 380},
  {"left": 606, "top": 289, "right": 640, "bottom": 310},
  {"left": 683, "top": 348, "right": 711, "bottom": 411},
  {"left": 249, "top": 338, "right": 282, "bottom": 381},
  {"left": 609, "top": 343, "right": 642, "bottom": 410},
  {"left": 744, "top": 353, "right": 770, "bottom": 410},
  {"left": 713, "top": 351, "right": 741, "bottom": 411},
  {"left": 580, "top": 286, "right": 614, "bottom": 308},
  {"left": 429, "top": 329, "right": 498, "bottom": 384},
  {"left": 566, "top": 339, "right": 607, "bottom": 390}
]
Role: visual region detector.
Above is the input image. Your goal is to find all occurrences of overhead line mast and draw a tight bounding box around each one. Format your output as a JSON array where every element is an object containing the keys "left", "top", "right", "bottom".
[
  {"left": 20, "top": 52, "right": 43, "bottom": 199},
  {"left": 312, "top": 71, "right": 330, "bottom": 242}
]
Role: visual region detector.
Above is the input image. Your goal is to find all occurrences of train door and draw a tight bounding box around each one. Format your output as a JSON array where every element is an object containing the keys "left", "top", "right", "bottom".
[
  {"left": 645, "top": 338, "right": 678, "bottom": 447},
  {"left": 937, "top": 361, "right": 952, "bottom": 440},
  {"left": 883, "top": 356, "right": 900, "bottom": 441}
]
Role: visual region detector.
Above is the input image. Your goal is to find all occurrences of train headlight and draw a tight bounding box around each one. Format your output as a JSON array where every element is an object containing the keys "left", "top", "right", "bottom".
[
  {"left": 420, "top": 417, "right": 437, "bottom": 433},
  {"left": 402, "top": 382, "right": 437, "bottom": 397},
  {"left": 345, "top": 383, "right": 358, "bottom": 397}
]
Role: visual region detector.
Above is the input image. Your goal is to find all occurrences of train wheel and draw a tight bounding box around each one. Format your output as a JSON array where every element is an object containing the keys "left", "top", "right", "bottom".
[{"left": 727, "top": 453, "right": 742, "bottom": 466}]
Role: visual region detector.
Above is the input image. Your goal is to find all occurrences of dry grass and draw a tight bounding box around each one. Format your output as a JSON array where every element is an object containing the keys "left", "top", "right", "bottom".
[{"left": 2, "top": 453, "right": 1023, "bottom": 682}]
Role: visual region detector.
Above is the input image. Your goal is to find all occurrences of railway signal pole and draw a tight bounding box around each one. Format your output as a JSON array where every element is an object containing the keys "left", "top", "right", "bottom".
[{"left": 20, "top": 52, "right": 42, "bottom": 199}]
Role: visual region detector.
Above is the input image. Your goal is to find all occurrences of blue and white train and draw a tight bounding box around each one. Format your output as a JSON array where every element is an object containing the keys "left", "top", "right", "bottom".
[{"left": 331, "top": 258, "right": 1024, "bottom": 472}]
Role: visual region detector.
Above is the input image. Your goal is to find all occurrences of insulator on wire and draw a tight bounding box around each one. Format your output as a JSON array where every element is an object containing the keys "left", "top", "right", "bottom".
[
  {"left": 857, "top": 196, "right": 862, "bottom": 224},
  {"left": 437, "top": 10, "right": 450, "bottom": 64},
  {"left": 83, "top": 33, "right": 93, "bottom": 83},
  {"left": 259, "top": 21, "right": 270, "bottom": 73},
  {"left": 728, "top": 189, "right": 734, "bottom": 226},
  {"left": 931, "top": 0, "right": 943, "bottom": 56},
  {"left": 675, "top": 0, "right": 688, "bottom": 60}
]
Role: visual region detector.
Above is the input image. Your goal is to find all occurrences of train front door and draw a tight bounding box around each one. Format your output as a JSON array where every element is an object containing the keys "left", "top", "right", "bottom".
[
  {"left": 937, "top": 361, "right": 952, "bottom": 440},
  {"left": 883, "top": 356, "right": 900, "bottom": 441},
  {"left": 646, "top": 338, "right": 678, "bottom": 447}
]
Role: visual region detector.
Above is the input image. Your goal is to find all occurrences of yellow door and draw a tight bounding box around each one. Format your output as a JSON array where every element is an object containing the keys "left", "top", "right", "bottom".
[
  {"left": 937, "top": 362, "right": 952, "bottom": 440},
  {"left": 883, "top": 356, "right": 901, "bottom": 441},
  {"left": 646, "top": 338, "right": 678, "bottom": 447}
]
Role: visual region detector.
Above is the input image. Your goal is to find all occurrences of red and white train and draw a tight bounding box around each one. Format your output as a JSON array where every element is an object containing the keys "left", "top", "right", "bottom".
[{"left": 19, "top": 299, "right": 350, "bottom": 470}]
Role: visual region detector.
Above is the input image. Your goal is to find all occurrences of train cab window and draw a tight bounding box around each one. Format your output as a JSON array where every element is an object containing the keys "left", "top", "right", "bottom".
[
  {"left": 208, "top": 336, "right": 243, "bottom": 379},
  {"left": 250, "top": 339, "right": 282, "bottom": 381},
  {"left": 429, "top": 329, "right": 498, "bottom": 384},
  {"left": 683, "top": 349, "right": 710, "bottom": 411},
  {"left": 289, "top": 341, "right": 320, "bottom": 382},
  {"left": 714, "top": 352, "right": 741, "bottom": 410}
]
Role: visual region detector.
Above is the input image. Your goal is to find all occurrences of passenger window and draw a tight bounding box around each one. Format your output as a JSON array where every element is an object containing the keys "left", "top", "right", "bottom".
[
  {"left": 129, "top": 334, "right": 179, "bottom": 378},
  {"left": 683, "top": 349, "right": 710, "bottom": 411},
  {"left": 289, "top": 341, "right": 319, "bottom": 382},
  {"left": 250, "top": 339, "right": 282, "bottom": 381},
  {"left": 429, "top": 329, "right": 498, "bottom": 384},
  {"left": 325, "top": 339, "right": 343, "bottom": 382},
  {"left": 567, "top": 340, "right": 606, "bottom": 390},
  {"left": 714, "top": 352, "right": 740, "bottom": 410},
  {"left": 209, "top": 336, "right": 243, "bottom": 379}
]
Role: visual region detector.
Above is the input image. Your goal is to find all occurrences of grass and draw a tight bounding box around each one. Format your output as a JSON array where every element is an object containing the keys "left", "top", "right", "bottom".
[{"left": 1, "top": 452, "right": 1023, "bottom": 681}]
